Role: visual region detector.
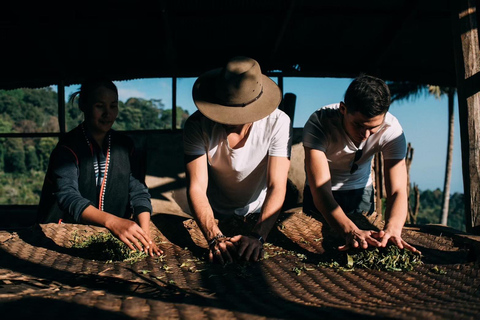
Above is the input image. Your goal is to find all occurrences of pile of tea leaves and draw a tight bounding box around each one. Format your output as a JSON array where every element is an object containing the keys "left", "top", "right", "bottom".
[
  {"left": 71, "top": 232, "right": 147, "bottom": 263},
  {"left": 318, "top": 245, "right": 423, "bottom": 271}
]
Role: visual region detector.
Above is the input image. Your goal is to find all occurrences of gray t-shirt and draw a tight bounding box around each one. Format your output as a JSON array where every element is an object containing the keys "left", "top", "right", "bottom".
[
  {"left": 183, "top": 109, "right": 292, "bottom": 217},
  {"left": 303, "top": 103, "right": 406, "bottom": 190}
]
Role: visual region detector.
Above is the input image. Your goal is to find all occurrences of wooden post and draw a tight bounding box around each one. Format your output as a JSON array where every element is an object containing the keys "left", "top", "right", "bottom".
[
  {"left": 452, "top": 0, "right": 480, "bottom": 234},
  {"left": 374, "top": 152, "right": 384, "bottom": 217},
  {"left": 57, "top": 80, "right": 66, "bottom": 135},
  {"left": 281, "top": 93, "right": 297, "bottom": 125},
  {"left": 405, "top": 143, "right": 414, "bottom": 223}
]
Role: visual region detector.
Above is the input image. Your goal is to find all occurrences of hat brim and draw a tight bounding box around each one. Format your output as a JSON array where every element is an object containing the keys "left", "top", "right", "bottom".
[{"left": 192, "top": 68, "right": 282, "bottom": 125}]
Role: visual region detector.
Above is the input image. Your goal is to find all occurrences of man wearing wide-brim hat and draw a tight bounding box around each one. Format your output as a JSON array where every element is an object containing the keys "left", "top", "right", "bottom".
[{"left": 183, "top": 56, "right": 292, "bottom": 264}]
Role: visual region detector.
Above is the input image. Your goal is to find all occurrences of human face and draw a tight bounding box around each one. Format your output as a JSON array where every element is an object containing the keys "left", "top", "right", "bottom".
[
  {"left": 339, "top": 102, "right": 385, "bottom": 145},
  {"left": 84, "top": 86, "right": 119, "bottom": 136}
]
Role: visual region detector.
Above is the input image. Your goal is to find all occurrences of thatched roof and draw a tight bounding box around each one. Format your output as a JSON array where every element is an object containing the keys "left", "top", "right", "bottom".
[{"left": 1, "top": 0, "right": 455, "bottom": 90}]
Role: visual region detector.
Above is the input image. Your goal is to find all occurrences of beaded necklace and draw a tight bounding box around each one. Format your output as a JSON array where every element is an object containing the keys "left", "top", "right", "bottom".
[{"left": 81, "top": 123, "right": 111, "bottom": 211}]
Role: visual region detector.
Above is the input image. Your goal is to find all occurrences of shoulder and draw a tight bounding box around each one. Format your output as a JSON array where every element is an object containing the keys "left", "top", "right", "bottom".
[
  {"left": 384, "top": 112, "right": 403, "bottom": 129},
  {"left": 265, "top": 108, "right": 290, "bottom": 125},
  {"left": 305, "top": 103, "right": 342, "bottom": 129},
  {"left": 380, "top": 112, "right": 404, "bottom": 139}
]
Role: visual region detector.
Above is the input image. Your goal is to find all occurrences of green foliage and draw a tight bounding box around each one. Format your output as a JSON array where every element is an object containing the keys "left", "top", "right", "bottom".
[
  {"left": 0, "top": 172, "right": 45, "bottom": 204},
  {"left": 24, "top": 144, "right": 40, "bottom": 171},
  {"left": 36, "top": 137, "right": 57, "bottom": 171},
  {"left": 71, "top": 232, "right": 147, "bottom": 263},
  {"left": 318, "top": 245, "right": 423, "bottom": 271},
  {"left": 0, "top": 114, "right": 13, "bottom": 133},
  {"left": 160, "top": 106, "right": 190, "bottom": 129},
  {"left": 412, "top": 188, "right": 466, "bottom": 231},
  {"left": 4, "top": 138, "right": 26, "bottom": 173},
  {"left": 0, "top": 88, "right": 58, "bottom": 133}
]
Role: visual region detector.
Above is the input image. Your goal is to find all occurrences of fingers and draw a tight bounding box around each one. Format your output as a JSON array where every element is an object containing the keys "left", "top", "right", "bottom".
[
  {"left": 118, "top": 235, "right": 137, "bottom": 251},
  {"left": 110, "top": 218, "right": 152, "bottom": 252},
  {"left": 210, "top": 239, "right": 234, "bottom": 265},
  {"left": 147, "top": 243, "right": 163, "bottom": 257},
  {"left": 340, "top": 230, "right": 382, "bottom": 251},
  {"left": 126, "top": 228, "right": 151, "bottom": 252},
  {"left": 365, "top": 235, "right": 381, "bottom": 248},
  {"left": 401, "top": 240, "right": 420, "bottom": 254},
  {"left": 211, "top": 235, "right": 264, "bottom": 263},
  {"left": 229, "top": 235, "right": 242, "bottom": 243}
]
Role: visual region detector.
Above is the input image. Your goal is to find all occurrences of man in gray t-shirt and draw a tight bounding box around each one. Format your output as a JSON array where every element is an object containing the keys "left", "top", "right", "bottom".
[{"left": 303, "top": 74, "right": 418, "bottom": 253}]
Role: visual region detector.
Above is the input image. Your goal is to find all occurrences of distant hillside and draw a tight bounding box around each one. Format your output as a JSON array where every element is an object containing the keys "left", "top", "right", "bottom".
[{"left": 412, "top": 188, "right": 466, "bottom": 232}]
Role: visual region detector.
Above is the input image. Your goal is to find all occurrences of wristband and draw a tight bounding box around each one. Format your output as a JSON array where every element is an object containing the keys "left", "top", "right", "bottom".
[
  {"left": 249, "top": 232, "right": 265, "bottom": 244},
  {"left": 208, "top": 233, "right": 226, "bottom": 248}
]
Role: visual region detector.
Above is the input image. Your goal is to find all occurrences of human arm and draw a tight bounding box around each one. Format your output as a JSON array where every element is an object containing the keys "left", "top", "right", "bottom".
[
  {"left": 377, "top": 158, "right": 419, "bottom": 252},
  {"left": 128, "top": 173, "right": 162, "bottom": 256},
  {"left": 230, "top": 156, "right": 291, "bottom": 262},
  {"left": 135, "top": 211, "right": 163, "bottom": 256},
  {"left": 80, "top": 205, "right": 153, "bottom": 253},
  {"left": 185, "top": 154, "right": 236, "bottom": 264},
  {"left": 304, "top": 146, "right": 381, "bottom": 250}
]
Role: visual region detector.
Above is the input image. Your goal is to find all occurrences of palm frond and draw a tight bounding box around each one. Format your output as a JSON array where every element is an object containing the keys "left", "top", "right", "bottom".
[{"left": 387, "top": 81, "right": 430, "bottom": 103}]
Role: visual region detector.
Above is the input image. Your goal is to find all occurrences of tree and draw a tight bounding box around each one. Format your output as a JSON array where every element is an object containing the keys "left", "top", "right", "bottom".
[
  {"left": 25, "top": 144, "right": 40, "bottom": 171},
  {"left": 387, "top": 81, "right": 456, "bottom": 226},
  {"left": 4, "top": 138, "right": 26, "bottom": 173}
]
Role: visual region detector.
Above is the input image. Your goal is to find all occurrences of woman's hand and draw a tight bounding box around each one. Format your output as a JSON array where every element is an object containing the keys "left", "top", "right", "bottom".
[{"left": 105, "top": 216, "right": 153, "bottom": 252}]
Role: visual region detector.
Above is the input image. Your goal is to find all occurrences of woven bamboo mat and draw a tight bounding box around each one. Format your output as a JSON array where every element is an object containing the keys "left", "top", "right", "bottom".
[{"left": 1, "top": 208, "right": 479, "bottom": 320}]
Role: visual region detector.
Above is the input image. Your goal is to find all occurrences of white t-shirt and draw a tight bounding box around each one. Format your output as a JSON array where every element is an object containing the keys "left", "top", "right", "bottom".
[
  {"left": 183, "top": 109, "right": 292, "bottom": 217},
  {"left": 303, "top": 103, "right": 406, "bottom": 191}
]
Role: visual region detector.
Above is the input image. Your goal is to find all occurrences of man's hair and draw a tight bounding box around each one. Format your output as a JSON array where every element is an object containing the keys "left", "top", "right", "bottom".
[{"left": 343, "top": 74, "right": 391, "bottom": 117}]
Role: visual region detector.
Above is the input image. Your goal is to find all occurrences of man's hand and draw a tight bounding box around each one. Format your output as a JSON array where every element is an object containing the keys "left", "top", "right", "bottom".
[
  {"left": 230, "top": 235, "right": 264, "bottom": 262},
  {"left": 338, "top": 228, "right": 382, "bottom": 251},
  {"left": 208, "top": 236, "right": 236, "bottom": 265},
  {"left": 375, "top": 229, "right": 420, "bottom": 253}
]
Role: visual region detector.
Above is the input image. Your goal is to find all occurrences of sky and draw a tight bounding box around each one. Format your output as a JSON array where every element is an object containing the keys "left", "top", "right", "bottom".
[{"left": 64, "top": 77, "right": 464, "bottom": 194}]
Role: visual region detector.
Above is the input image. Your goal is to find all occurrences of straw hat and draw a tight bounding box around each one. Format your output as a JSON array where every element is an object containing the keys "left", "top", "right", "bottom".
[{"left": 192, "top": 56, "right": 281, "bottom": 125}]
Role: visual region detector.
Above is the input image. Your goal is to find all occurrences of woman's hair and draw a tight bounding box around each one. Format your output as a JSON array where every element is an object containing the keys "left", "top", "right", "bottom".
[
  {"left": 69, "top": 77, "right": 118, "bottom": 112},
  {"left": 343, "top": 74, "right": 391, "bottom": 117}
]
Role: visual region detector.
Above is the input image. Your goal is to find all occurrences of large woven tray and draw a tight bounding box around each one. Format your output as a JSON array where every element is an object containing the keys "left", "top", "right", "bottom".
[{"left": 1, "top": 208, "right": 479, "bottom": 319}]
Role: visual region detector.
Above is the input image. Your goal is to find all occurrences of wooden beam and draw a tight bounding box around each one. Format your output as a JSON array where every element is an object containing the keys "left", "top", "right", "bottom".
[
  {"left": 57, "top": 81, "right": 66, "bottom": 135},
  {"left": 452, "top": 0, "right": 480, "bottom": 234}
]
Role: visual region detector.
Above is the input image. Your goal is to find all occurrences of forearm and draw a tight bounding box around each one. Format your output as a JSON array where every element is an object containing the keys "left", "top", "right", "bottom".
[
  {"left": 312, "top": 189, "right": 358, "bottom": 235},
  {"left": 136, "top": 211, "right": 151, "bottom": 231},
  {"left": 188, "top": 188, "right": 221, "bottom": 242},
  {"left": 383, "top": 158, "right": 409, "bottom": 234},
  {"left": 253, "top": 185, "right": 286, "bottom": 240},
  {"left": 80, "top": 205, "right": 118, "bottom": 229},
  {"left": 384, "top": 191, "right": 408, "bottom": 232},
  {"left": 129, "top": 174, "right": 152, "bottom": 215}
]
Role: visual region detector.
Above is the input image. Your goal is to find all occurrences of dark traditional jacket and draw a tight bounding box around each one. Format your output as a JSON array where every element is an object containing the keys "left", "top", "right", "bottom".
[{"left": 38, "top": 124, "right": 151, "bottom": 224}]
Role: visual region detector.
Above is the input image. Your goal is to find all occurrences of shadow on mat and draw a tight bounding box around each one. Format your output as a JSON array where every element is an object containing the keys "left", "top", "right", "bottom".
[
  {"left": 0, "top": 297, "right": 134, "bottom": 319},
  {"left": 0, "top": 244, "right": 380, "bottom": 319}
]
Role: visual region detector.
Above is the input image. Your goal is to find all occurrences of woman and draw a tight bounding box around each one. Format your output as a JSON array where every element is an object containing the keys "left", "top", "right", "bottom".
[{"left": 38, "top": 77, "right": 162, "bottom": 256}]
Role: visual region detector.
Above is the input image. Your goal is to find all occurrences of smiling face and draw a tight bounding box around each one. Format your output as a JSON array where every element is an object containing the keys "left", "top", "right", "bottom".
[
  {"left": 83, "top": 85, "right": 119, "bottom": 137},
  {"left": 340, "top": 102, "right": 385, "bottom": 146}
]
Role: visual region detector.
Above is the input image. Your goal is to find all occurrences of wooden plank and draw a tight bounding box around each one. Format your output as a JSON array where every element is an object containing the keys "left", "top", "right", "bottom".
[{"left": 452, "top": 0, "right": 480, "bottom": 234}]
